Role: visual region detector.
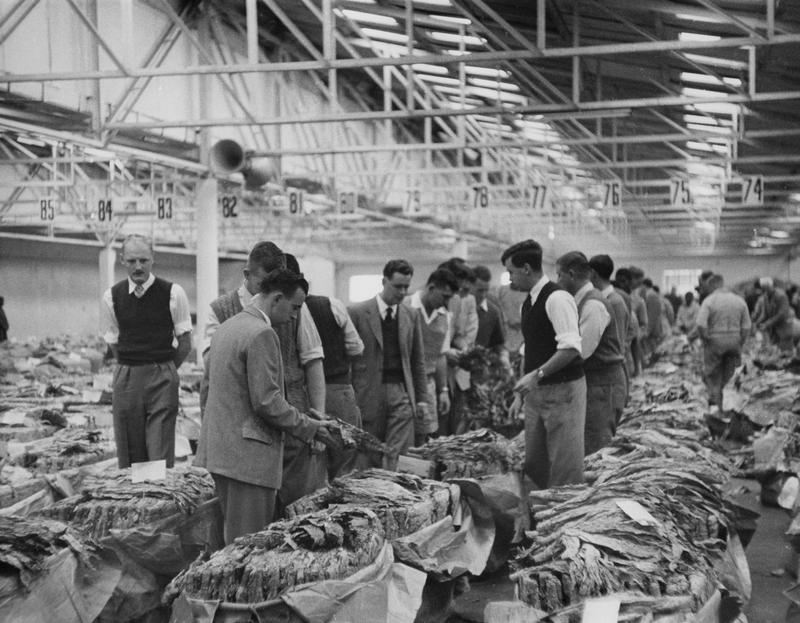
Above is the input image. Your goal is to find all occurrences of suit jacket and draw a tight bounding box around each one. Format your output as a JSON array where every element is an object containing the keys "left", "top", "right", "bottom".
[
  {"left": 195, "top": 306, "right": 319, "bottom": 488},
  {"left": 348, "top": 298, "right": 429, "bottom": 422}
]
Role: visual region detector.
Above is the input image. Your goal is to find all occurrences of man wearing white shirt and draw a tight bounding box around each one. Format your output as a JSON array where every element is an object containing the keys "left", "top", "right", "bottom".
[
  {"left": 100, "top": 234, "right": 192, "bottom": 468},
  {"left": 557, "top": 252, "right": 626, "bottom": 455},
  {"left": 405, "top": 268, "right": 459, "bottom": 444},
  {"left": 503, "top": 240, "right": 585, "bottom": 489}
]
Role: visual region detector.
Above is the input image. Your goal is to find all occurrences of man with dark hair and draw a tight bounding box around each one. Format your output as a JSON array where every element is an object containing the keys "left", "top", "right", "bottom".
[
  {"left": 197, "top": 269, "right": 339, "bottom": 543},
  {"left": 101, "top": 234, "right": 192, "bottom": 469},
  {"left": 472, "top": 265, "right": 509, "bottom": 364},
  {"left": 502, "top": 240, "right": 585, "bottom": 488},
  {"left": 405, "top": 268, "right": 458, "bottom": 444},
  {"left": 291, "top": 255, "right": 365, "bottom": 479},
  {"left": 696, "top": 274, "right": 750, "bottom": 413},
  {"left": 558, "top": 251, "right": 626, "bottom": 454},
  {"left": 589, "top": 254, "right": 632, "bottom": 403},
  {"left": 349, "top": 259, "right": 430, "bottom": 467}
]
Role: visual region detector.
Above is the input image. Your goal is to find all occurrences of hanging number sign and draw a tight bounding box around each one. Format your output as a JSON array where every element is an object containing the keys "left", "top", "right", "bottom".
[
  {"left": 97, "top": 198, "right": 113, "bottom": 221},
  {"left": 602, "top": 181, "right": 621, "bottom": 209},
  {"left": 742, "top": 175, "right": 764, "bottom": 205},
  {"left": 473, "top": 185, "right": 489, "bottom": 209},
  {"left": 670, "top": 178, "right": 691, "bottom": 207},
  {"left": 220, "top": 195, "right": 238, "bottom": 218},
  {"left": 156, "top": 196, "right": 173, "bottom": 220},
  {"left": 338, "top": 190, "right": 357, "bottom": 214},
  {"left": 288, "top": 190, "right": 304, "bottom": 215},
  {"left": 530, "top": 184, "right": 549, "bottom": 211},
  {"left": 39, "top": 198, "right": 55, "bottom": 221}
]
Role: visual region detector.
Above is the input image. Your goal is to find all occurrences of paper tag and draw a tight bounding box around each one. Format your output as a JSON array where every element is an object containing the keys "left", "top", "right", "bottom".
[
  {"left": 81, "top": 389, "right": 103, "bottom": 403},
  {"left": 582, "top": 596, "right": 621, "bottom": 623},
  {"left": 455, "top": 368, "right": 471, "bottom": 391},
  {"left": 616, "top": 499, "right": 659, "bottom": 526},
  {"left": 131, "top": 459, "right": 167, "bottom": 483},
  {"left": 0, "top": 409, "right": 28, "bottom": 426}
]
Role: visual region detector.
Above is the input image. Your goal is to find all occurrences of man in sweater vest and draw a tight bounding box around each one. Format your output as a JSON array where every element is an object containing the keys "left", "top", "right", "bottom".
[
  {"left": 557, "top": 252, "right": 626, "bottom": 455},
  {"left": 100, "top": 235, "right": 192, "bottom": 468},
  {"left": 289, "top": 255, "right": 365, "bottom": 479},
  {"left": 405, "top": 268, "right": 459, "bottom": 445},
  {"left": 503, "top": 240, "right": 585, "bottom": 489},
  {"left": 348, "top": 259, "right": 430, "bottom": 468}
]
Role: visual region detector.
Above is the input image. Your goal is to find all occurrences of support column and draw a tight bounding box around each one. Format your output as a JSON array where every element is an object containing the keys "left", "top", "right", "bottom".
[
  {"left": 99, "top": 245, "right": 116, "bottom": 302},
  {"left": 196, "top": 177, "right": 218, "bottom": 364}
]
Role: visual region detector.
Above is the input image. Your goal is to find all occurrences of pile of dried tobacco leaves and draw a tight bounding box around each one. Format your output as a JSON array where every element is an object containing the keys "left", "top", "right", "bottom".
[{"left": 408, "top": 427, "right": 523, "bottom": 478}]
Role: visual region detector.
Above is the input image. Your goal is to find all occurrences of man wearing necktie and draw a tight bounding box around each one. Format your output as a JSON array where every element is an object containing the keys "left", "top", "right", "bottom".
[
  {"left": 348, "top": 259, "right": 430, "bottom": 469},
  {"left": 100, "top": 234, "right": 192, "bottom": 468},
  {"left": 502, "top": 240, "right": 586, "bottom": 489}
]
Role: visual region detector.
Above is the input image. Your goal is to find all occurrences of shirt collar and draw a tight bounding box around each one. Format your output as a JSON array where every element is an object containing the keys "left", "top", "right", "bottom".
[
  {"left": 238, "top": 281, "right": 255, "bottom": 306},
  {"left": 375, "top": 294, "right": 397, "bottom": 318},
  {"left": 529, "top": 275, "right": 551, "bottom": 305},
  {"left": 408, "top": 290, "right": 447, "bottom": 323},
  {"left": 600, "top": 284, "right": 614, "bottom": 298},
  {"left": 128, "top": 273, "right": 155, "bottom": 294},
  {"left": 479, "top": 299, "right": 489, "bottom": 312},
  {"left": 574, "top": 282, "right": 595, "bottom": 306}
]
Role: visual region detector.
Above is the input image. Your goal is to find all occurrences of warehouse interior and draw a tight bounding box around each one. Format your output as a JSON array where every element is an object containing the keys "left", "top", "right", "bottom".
[{"left": 2, "top": 1, "right": 800, "bottom": 622}]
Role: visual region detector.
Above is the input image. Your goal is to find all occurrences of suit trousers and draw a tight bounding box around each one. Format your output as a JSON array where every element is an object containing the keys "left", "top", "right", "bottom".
[
  {"left": 326, "top": 383, "right": 362, "bottom": 479},
  {"left": 363, "top": 381, "right": 414, "bottom": 470},
  {"left": 523, "top": 376, "right": 586, "bottom": 490},
  {"left": 112, "top": 361, "right": 178, "bottom": 469},
  {"left": 703, "top": 337, "right": 742, "bottom": 407},
  {"left": 212, "top": 473, "right": 276, "bottom": 544},
  {"left": 584, "top": 363, "right": 627, "bottom": 456}
]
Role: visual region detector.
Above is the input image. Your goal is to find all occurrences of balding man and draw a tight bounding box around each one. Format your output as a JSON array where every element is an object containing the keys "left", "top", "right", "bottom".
[
  {"left": 101, "top": 235, "right": 192, "bottom": 468},
  {"left": 696, "top": 274, "right": 750, "bottom": 413}
]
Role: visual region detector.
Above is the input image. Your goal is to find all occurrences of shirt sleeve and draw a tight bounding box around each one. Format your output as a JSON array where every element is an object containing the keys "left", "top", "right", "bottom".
[
  {"left": 740, "top": 300, "right": 752, "bottom": 331},
  {"left": 544, "top": 291, "right": 582, "bottom": 353},
  {"left": 202, "top": 306, "right": 221, "bottom": 354},
  {"left": 170, "top": 284, "right": 193, "bottom": 336},
  {"left": 329, "top": 297, "right": 364, "bottom": 356},
  {"left": 578, "top": 299, "right": 610, "bottom": 359},
  {"left": 441, "top": 312, "right": 452, "bottom": 354},
  {"left": 296, "top": 303, "right": 324, "bottom": 365},
  {"left": 100, "top": 288, "right": 119, "bottom": 345},
  {"left": 696, "top": 300, "right": 710, "bottom": 330}
]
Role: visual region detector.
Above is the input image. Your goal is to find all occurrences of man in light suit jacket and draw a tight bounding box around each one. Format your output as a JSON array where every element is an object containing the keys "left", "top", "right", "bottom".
[
  {"left": 196, "top": 269, "right": 338, "bottom": 544},
  {"left": 348, "top": 259, "right": 430, "bottom": 468}
]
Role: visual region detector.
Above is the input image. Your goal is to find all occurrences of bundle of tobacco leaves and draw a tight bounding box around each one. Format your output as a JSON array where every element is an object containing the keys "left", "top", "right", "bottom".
[
  {"left": 13, "top": 428, "right": 115, "bottom": 472},
  {"left": 0, "top": 514, "right": 95, "bottom": 587},
  {"left": 515, "top": 458, "right": 732, "bottom": 614},
  {"left": 408, "top": 428, "right": 522, "bottom": 478},
  {"left": 164, "top": 506, "right": 384, "bottom": 604},
  {"left": 329, "top": 417, "right": 387, "bottom": 455},
  {"left": 286, "top": 468, "right": 453, "bottom": 539},
  {"left": 618, "top": 402, "right": 709, "bottom": 439},
  {"left": 455, "top": 346, "right": 520, "bottom": 435},
  {"left": 36, "top": 466, "right": 215, "bottom": 539}
]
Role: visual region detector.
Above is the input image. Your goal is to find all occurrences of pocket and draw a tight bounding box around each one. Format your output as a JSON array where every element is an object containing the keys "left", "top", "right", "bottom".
[{"left": 242, "top": 420, "right": 274, "bottom": 445}]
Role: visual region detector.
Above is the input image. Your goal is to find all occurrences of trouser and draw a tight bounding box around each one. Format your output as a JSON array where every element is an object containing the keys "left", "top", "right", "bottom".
[
  {"left": 703, "top": 337, "right": 742, "bottom": 407},
  {"left": 325, "top": 383, "right": 362, "bottom": 479},
  {"left": 523, "top": 376, "right": 587, "bottom": 490},
  {"left": 212, "top": 473, "right": 276, "bottom": 544},
  {"left": 584, "top": 363, "right": 627, "bottom": 456},
  {"left": 631, "top": 337, "right": 644, "bottom": 375},
  {"left": 362, "top": 382, "right": 414, "bottom": 470},
  {"left": 415, "top": 376, "right": 439, "bottom": 446},
  {"left": 112, "top": 361, "right": 178, "bottom": 469}
]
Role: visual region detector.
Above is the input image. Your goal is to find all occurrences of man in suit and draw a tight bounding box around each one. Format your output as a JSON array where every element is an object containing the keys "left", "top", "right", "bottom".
[
  {"left": 196, "top": 268, "right": 338, "bottom": 544},
  {"left": 348, "top": 259, "right": 430, "bottom": 468}
]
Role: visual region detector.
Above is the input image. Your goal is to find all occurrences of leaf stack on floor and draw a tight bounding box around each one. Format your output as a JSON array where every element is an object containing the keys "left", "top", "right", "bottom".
[
  {"left": 14, "top": 428, "right": 115, "bottom": 472},
  {"left": 164, "top": 506, "right": 384, "bottom": 603},
  {"left": 287, "top": 468, "right": 454, "bottom": 539},
  {"left": 407, "top": 427, "right": 523, "bottom": 478},
  {"left": 36, "top": 465, "right": 215, "bottom": 539}
]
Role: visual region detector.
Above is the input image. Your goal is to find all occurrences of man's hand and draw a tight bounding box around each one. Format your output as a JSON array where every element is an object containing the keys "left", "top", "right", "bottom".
[
  {"left": 308, "top": 408, "right": 330, "bottom": 421},
  {"left": 313, "top": 421, "right": 341, "bottom": 449},
  {"left": 444, "top": 349, "right": 461, "bottom": 365},
  {"left": 513, "top": 370, "right": 539, "bottom": 397},
  {"left": 509, "top": 394, "right": 523, "bottom": 420},
  {"left": 438, "top": 390, "right": 450, "bottom": 414}
]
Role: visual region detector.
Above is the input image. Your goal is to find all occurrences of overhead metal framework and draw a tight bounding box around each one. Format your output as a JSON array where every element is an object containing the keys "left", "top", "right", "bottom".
[{"left": 1, "top": 0, "right": 800, "bottom": 260}]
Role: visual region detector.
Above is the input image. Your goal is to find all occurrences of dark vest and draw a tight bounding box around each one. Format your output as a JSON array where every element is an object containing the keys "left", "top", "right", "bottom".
[
  {"left": 111, "top": 277, "right": 174, "bottom": 365},
  {"left": 306, "top": 295, "right": 350, "bottom": 384},
  {"left": 381, "top": 307, "right": 403, "bottom": 382},
  {"left": 210, "top": 290, "right": 244, "bottom": 325},
  {"left": 274, "top": 318, "right": 309, "bottom": 411},
  {"left": 577, "top": 288, "right": 624, "bottom": 372},
  {"left": 521, "top": 281, "right": 583, "bottom": 385}
]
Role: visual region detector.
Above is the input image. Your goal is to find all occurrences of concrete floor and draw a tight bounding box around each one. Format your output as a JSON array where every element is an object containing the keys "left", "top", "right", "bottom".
[{"left": 447, "top": 478, "right": 797, "bottom": 623}]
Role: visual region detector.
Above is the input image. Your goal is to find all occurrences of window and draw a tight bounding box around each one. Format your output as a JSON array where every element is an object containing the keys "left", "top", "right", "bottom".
[
  {"left": 662, "top": 269, "right": 702, "bottom": 296},
  {"left": 349, "top": 274, "right": 382, "bottom": 302}
]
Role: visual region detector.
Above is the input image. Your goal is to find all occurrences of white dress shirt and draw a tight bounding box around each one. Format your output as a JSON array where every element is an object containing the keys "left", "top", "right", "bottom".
[
  {"left": 101, "top": 273, "right": 192, "bottom": 345},
  {"left": 375, "top": 294, "right": 398, "bottom": 322},
  {"left": 574, "top": 282, "right": 611, "bottom": 360},
  {"left": 407, "top": 290, "right": 451, "bottom": 354},
  {"left": 529, "top": 275, "right": 582, "bottom": 353},
  {"left": 328, "top": 296, "right": 364, "bottom": 356}
]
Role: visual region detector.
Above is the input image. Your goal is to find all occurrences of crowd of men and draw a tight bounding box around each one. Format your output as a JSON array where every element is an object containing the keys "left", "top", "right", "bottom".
[{"left": 101, "top": 233, "right": 783, "bottom": 542}]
